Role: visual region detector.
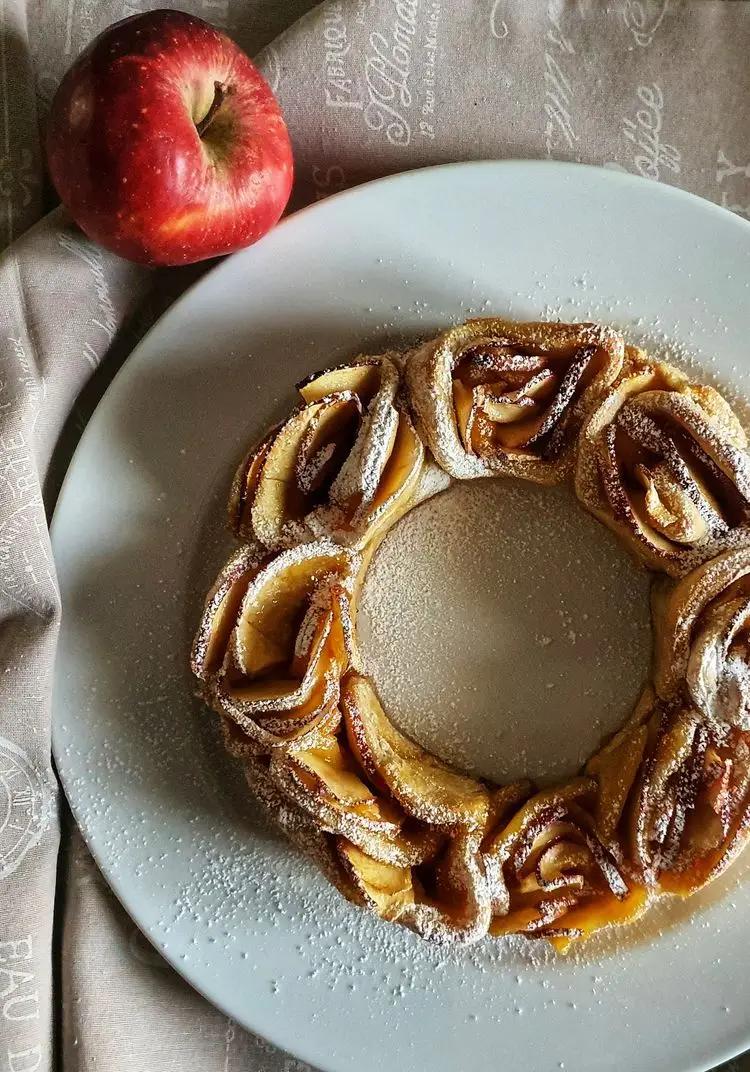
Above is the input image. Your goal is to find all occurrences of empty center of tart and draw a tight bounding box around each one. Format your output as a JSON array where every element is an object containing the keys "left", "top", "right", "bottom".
[{"left": 357, "top": 478, "right": 653, "bottom": 786}]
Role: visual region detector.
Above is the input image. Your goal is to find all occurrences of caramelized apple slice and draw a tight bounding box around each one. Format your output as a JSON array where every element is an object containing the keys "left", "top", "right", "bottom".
[
  {"left": 266, "top": 720, "right": 444, "bottom": 867},
  {"left": 482, "top": 779, "right": 596, "bottom": 859},
  {"left": 333, "top": 410, "right": 424, "bottom": 546},
  {"left": 297, "top": 360, "right": 384, "bottom": 406},
  {"left": 337, "top": 839, "right": 414, "bottom": 920},
  {"left": 543, "top": 886, "right": 649, "bottom": 953},
  {"left": 586, "top": 725, "right": 648, "bottom": 843},
  {"left": 341, "top": 673, "right": 489, "bottom": 829},
  {"left": 323, "top": 363, "right": 399, "bottom": 514},
  {"left": 658, "top": 783, "right": 750, "bottom": 895},
  {"left": 291, "top": 737, "right": 377, "bottom": 805},
  {"left": 484, "top": 781, "right": 535, "bottom": 838},
  {"left": 489, "top": 885, "right": 648, "bottom": 953},
  {"left": 271, "top": 748, "right": 403, "bottom": 836},
  {"left": 623, "top": 698, "right": 750, "bottom": 893},
  {"left": 251, "top": 678, "right": 341, "bottom": 739},
  {"left": 628, "top": 704, "right": 702, "bottom": 876},
  {"left": 489, "top": 890, "right": 580, "bottom": 938},
  {"left": 250, "top": 397, "right": 361, "bottom": 548},
  {"left": 484, "top": 778, "right": 646, "bottom": 951},
  {"left": 227, "top": 426, "right": 278, "bottom": 541},
  {"left": 653, "top": 546, "right": 750, "bottom": 731},
  {"left": 190, "top": 545, "right": 263, "bottom": 682}
]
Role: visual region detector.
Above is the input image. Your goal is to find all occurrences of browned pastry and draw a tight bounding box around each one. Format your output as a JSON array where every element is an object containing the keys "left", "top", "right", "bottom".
[
  {"left": 191, "top": 316, "right": 750, "bottom": 953},
  {"left": 228, "top": 354, "right": 432, "bottom": 551},
  {"left": 576, "top": 350, "right": 750, "bottom": 576},
  {"left": 586, "top": 687, "right": 750, "bottom": 897},
  {"left": 405, "top": 318, "right": 624, "bottom": 483},
  {"left": 341, "top": 673, "right": 490, "bottom": 830}
]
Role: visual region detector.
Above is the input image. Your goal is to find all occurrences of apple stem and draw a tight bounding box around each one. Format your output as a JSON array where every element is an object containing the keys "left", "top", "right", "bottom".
[{"left": 196, "top": 81, "right": 228, "bottom": 137}]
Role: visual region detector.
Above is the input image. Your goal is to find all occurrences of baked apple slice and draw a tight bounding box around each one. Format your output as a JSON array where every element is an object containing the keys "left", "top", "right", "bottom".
[
  {"left": 190, "top": 545, "right": 263, "bottom": 683},
  {"left": 336, "top": 839, "right": 414, "bottom": 920},
  {"left": 341, "top": 672, "right": 489, "bottom": 829},
  {"left": 270, "top": 735, "right": 443, "bottom": 868}
]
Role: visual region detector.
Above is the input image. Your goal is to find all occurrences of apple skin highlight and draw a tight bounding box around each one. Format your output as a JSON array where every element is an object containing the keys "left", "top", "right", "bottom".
[{"left": 46, "top": 9, "right": 294, "bottom": 266}]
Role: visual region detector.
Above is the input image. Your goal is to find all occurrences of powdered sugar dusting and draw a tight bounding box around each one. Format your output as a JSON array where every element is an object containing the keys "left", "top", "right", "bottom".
[{"left": 358, "top": 479, "right": 653, "bottom": 786}]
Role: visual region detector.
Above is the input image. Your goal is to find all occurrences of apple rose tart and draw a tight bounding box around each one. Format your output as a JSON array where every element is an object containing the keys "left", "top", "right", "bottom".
[
  {"left": 192, "top": 315, "right": 750, "bottom": 954},
  {"left": 653, "top": 546, "right": 750, "bottom": 730},
  {"left": 405, "top": 318, "right": 624, "bottom": 483},
  {"left": 191, "top": 540, "right": 358, "bottom": 751},
  {"left": 576, "top": 351, "right": 750, "bottom": 576},
  {"left": 229, "top": 354, "right": 433, "bottom": 551},
  {"left": 586, "top": 686, "right": 750, "bottom": 896}
]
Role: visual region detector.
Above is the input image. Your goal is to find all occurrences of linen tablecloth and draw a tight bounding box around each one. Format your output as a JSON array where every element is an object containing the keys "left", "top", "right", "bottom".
[{"left": 1, "top": 1, "right": 749, "bottom": 1069}]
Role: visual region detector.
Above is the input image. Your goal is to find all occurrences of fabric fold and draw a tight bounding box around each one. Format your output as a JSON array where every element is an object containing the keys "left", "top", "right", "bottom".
[{"left": 2, "top": 1, "right": 750, "bottom": 1070}]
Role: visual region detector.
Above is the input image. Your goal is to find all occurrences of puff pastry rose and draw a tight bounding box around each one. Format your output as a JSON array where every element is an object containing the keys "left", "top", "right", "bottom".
[
  {"left": 586, "top": 687, "right": 750, "bottom": 896},
  {"left": 576, "top": 352, "right": 750, "bottom": 576},
  {"left": 256, "top": 671, "right": 498, "bottom": 943},
  {"left": 405, "top": 318, "right": 624, "bottom": 483},
  {"left": 191, "top": 540, "right": 358, "bottom": 750},
  {"left": 653, "top": 546, "right": 750, "bottom": 730},
  {"left": 337, "top": 674, "right": 494, "bottom": 943},
  {"left": 229, "top": 354, "right": 428, "bottom": 550},
  {"left": 483, "top": 779, "right": 646, "bottom": 951}
]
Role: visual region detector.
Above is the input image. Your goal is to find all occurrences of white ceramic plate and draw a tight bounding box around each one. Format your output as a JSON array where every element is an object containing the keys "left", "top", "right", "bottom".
[{"left": 52, "top": 162, "right": 750, "bottom": 1072}]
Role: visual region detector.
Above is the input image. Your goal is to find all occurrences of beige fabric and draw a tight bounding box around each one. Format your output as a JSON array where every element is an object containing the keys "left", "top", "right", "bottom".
[{"left": 0, "top": 1, "right": 749, "bottom": 1070}]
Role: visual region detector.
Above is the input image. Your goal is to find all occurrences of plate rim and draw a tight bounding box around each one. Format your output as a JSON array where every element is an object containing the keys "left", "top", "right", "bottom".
[{"left": 51, "top": 158, "right": 750, "bottom": 1072}]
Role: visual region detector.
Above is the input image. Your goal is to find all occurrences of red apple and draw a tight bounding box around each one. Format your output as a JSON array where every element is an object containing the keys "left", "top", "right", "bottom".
[{"left": 46, "top": 9, "right": 293, "bottom": 266}]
